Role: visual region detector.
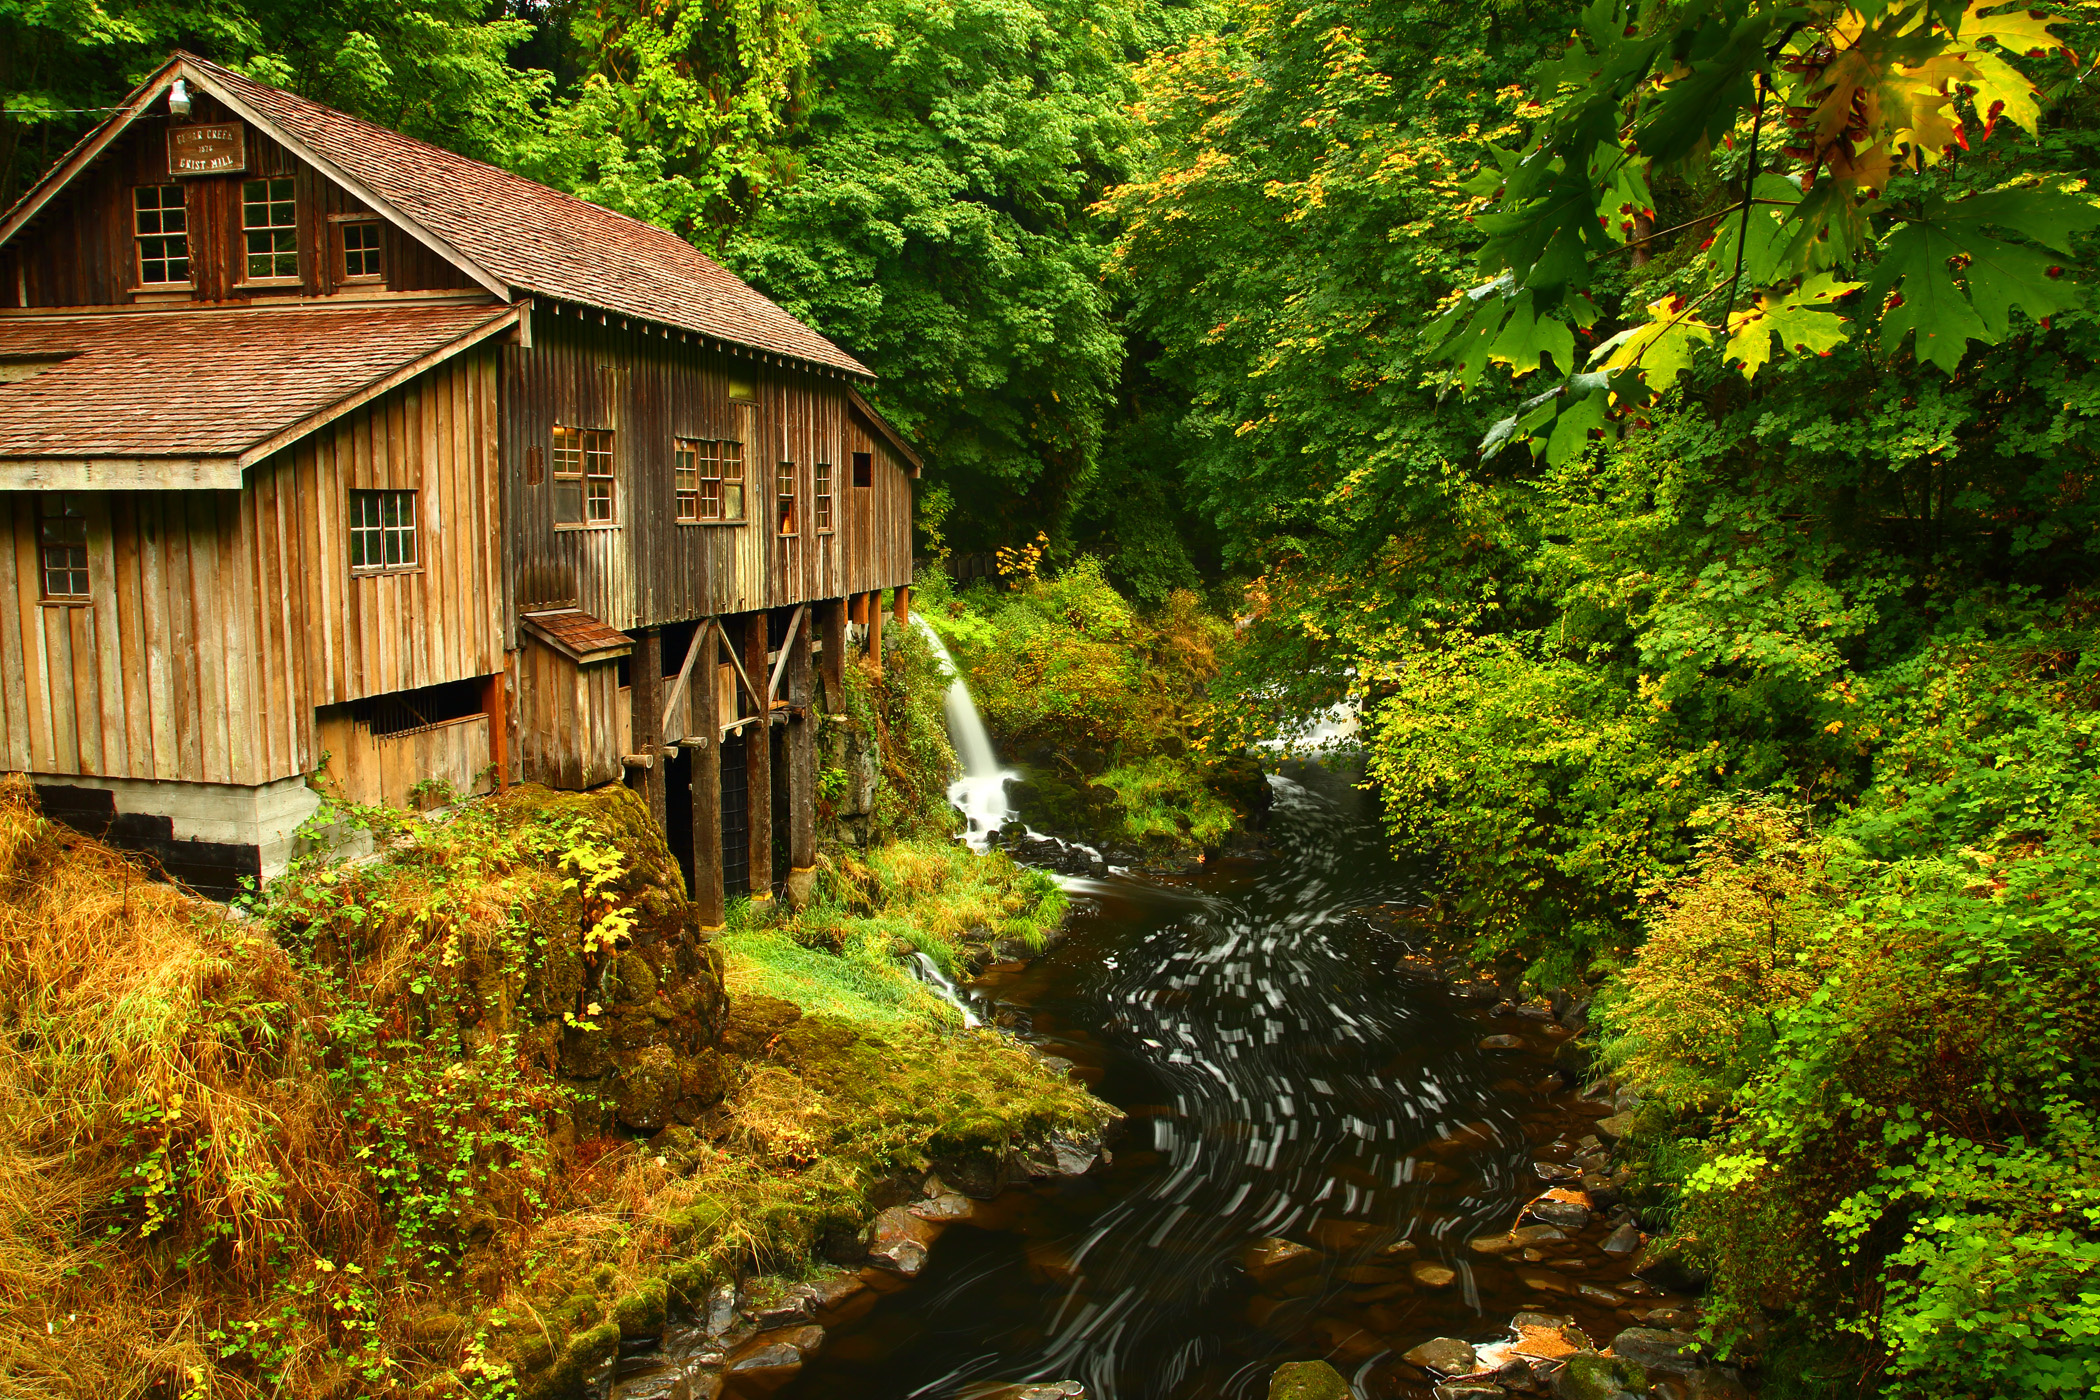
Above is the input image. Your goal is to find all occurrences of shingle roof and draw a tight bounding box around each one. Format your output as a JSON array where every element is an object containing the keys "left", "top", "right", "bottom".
[
  {"left": 521, "top": 609, "right": 633, "bottom": 663},
  {"left": 0, "top": 301, "right": 518, "bottom": 480},
  {"left": 178, "top": 55, "right": 870, "bottom": 379}
]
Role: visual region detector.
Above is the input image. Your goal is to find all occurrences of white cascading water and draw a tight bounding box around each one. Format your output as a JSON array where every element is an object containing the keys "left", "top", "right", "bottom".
[
  {"left": 911, "top": 615, "right": 1017, "bottom": 850},
  {"left": 908, "top": 950, "right": 983, "bottom": 1028}
]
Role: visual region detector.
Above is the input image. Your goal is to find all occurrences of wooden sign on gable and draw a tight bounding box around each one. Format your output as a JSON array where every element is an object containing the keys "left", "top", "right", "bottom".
[{"left": 168, "top": 124, "right": 246, "bottom": 177}]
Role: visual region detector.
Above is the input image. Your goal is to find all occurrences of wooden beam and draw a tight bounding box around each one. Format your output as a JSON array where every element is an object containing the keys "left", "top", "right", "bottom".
[
  {"left": 744, "top": 613, "right": 774, "bottom": 901},
  {"left": 482, "top": 668, "right": 509, "bottom": 790},
  {"left": 892, "top": 585, "right": 911, "bottom": 627},
  {"left": 661, "top": 618, "right": 712, "bottom": 743},
  {"left": 719, "top": 619, "right": 761, "bottom": 709},
  {"left": 787, "top": 607, "right": 816, "bottom": 875},
  {"left": 766, "top": 604, "right": 806, "bottom": 702},
  {"left": 820, "top": 596, "right": 846, "bottom": 712},
  {"left": 690, "top": 621, "right": 725, "bottom": 929},
  {"left": 633, "top": 629, "right": 665, "bottom": 830},
  {"left": 867, "top": 590, "right": 884, "bottom": 680}
]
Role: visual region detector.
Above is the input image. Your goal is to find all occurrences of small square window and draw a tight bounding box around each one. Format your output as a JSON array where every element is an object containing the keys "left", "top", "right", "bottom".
[
  {"left": 728, "top": 373, "right": 756, "bottom": 402},
  {"left": 776, "top": 461, "right": 797, "bottom": 536},
  {"left": 553, "top": 425, "right": 615, "bottom": 527},
  {"left": 341, "top": 221, "right": 383, "bottom": 280},
  {"left": 133, "top": 185, "right": 189, "bottom": 286},
  {"left": 37, "top": 494, "right": 90, "bottom": 600},
  {"left": 851, "top": 451, "right": 873, "bottom": 488},
  {"left": 814, "top": 460, "right": 833, "bottom": 533},
  {"left": 349, "top": 490, "right": 418, "bottom": 572},
  {"left": 241, "top": 177, "right": 298, "bottom": 280}
]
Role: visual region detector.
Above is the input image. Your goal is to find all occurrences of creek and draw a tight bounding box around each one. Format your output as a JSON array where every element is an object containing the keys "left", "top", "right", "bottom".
[{"left": 772, "top": 761, "right": 1658, "bottom": 1400}]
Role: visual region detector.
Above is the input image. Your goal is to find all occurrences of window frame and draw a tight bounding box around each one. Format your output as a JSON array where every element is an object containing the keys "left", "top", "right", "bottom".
[
  {"left": 775, "top": 460, "right": 798, "bottom": 537},
  {"left": 37, "top": 494, "right": 92, "bottom": 604},
  {"left": 552, "top": 424, "right": 617, "bottom": 529},
  {"left": 814, "top": 460, "right": 834, "bottom": 534},
  {"left": 347, "top": 489, "right": 420, "bottom": 575},
  {"left": 339, "top": 219, "right": 384, "bottom": 283},
  {"left": 239, "top": 176, "right": 300, "bottom": 284},
  {"left": 674, "top": 438, "right": 748, "bottom": 525},
  {"left": 133, "top": 185, "right": 191, "bottom": 288}
]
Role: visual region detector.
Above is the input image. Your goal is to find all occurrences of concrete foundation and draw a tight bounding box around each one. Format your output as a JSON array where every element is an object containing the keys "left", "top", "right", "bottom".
[{"left": 31, "top": 772, "right": 322, "bottom": 900}]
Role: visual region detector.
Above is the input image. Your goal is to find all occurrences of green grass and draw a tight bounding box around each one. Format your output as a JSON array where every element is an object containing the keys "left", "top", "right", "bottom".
[{"left": 1097, "top": 756, "right": 1238, "bottom": 846}]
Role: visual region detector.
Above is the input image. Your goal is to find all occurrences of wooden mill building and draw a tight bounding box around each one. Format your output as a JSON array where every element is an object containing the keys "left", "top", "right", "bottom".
[{"left": 0, "top": 53, "right": 919, "bottom": 907}]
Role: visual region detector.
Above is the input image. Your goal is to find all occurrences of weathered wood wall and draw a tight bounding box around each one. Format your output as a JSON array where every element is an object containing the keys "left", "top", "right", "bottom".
[
  {"left": 316, "top": 710, "right": 493, "bottom": 807},
  {"left": 0, "top": 350, "right": 503, "bottom": 785},
  {"left": 515, "top": 634, "right": 623, "bottom": 789},
  {"left": 2, "top": 93, "right": 477, "bottom": 308},
  {"left": 502, "top": 313, "right": 914, "bottom": 633}
]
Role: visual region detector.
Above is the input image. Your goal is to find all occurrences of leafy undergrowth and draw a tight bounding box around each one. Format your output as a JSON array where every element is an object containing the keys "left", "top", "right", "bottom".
[
  {"left": 919, "top": 561, "right": 1260, "bottom": 853},
  {"left": 717, "top": 837, "right": 1067, "bottom": 1024},
  {"left": 0, "top": 778, "right": 1105, "bottom": 1399}
]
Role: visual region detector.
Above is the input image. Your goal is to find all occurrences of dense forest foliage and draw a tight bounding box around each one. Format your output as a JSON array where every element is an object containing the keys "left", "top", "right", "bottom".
[{"left": 10, "top": 0, "right": 2100, "bottom": 1392}]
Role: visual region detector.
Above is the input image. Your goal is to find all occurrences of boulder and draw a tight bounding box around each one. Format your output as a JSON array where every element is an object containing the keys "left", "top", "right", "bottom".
[
  {"left": 1527, "top": 1200, "right": 1590, "bottom": 1231},
  {"left": 1411, "top": 1260, "right": 1458, "bottom": 1289},
  {"left": 910, "top": 1192, "right": 977, "bottom": 1222},
  {"left": 1402, "top": 1337, "right": 1479, "bottom": 1376},
  {"left": 1434, "top": 1386, "right": 1506, "bottom": 1400},
  {"left": 1480, "top": 1035, "right": 1528, "bottom": 1051},
  {"left": 865, "top": 1206, "right": 939, "bottom": 1276},
  {"left": 1609, "top": 1328, "right": 1701, "bottom": 1375},
  {"left": 977, "top": 1384, "right": 1087, "bottom": 1400},
  {"left": 1244, "top": 1237, "right": 1322, "bottom": 1285},
  {"left": 1598, "top": 1223, "right": 1641, "bottom": 1257},
  {"left": 1550, "top": 1353, "right": 1644, "bottom": 1400},
  {"left": 1631, "top": 1243, "right": 1708, "bottom": 1296},
  {"left": 727, "top": 1343, "right": 803, "bottom": 1384},
  {"left": 1594, "top": 1113, "right": 1635, "bottom": 1141},
  {"left": 1685, "top": 1367, "right": 1754, "bottom": 1400},
  {"left": 1267, "top": 1360, "right": 1352, "bottom": 1400},
  {"left": 1575, "top": 1284, "right": 1623, "bottom": 1307}
]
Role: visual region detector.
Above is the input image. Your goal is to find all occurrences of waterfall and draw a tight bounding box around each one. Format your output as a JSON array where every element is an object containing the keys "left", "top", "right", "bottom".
[
  {"left": 907, "top": 950, "right": 983, "bottom": 1028},
  {"left": 911, "top": 615, "right": 1017, "bottom": 850}
]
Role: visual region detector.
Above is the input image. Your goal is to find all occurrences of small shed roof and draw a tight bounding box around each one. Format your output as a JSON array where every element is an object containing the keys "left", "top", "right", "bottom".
[
  {"left": 521, "top": 609, "right": 634, "bottom": 665},
  {"left": 0, "top": 300, "right": 520, "bottom": 489}
]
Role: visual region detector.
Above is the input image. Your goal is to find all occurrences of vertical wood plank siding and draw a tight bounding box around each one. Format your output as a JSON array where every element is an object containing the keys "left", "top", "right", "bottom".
[
  {"left": 502, "top": 314, "right": 913, "bottom": 632},
  {"left": 0, "top": 350, "right": 502, "bottom": 784},
  {"left": 2, "top": 94, "right": 475, "bottom": 308}
]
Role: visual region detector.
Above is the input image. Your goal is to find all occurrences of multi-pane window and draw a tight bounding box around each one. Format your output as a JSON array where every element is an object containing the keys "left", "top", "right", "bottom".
[
  {"left": 675, "top": 439, "right": 746, "bottom": 522},
  {"left": 341, "top": 220, "right": 382, "bottom": 280},
  {"left": 348, "top": 490, "right": 418, "bottom": 571},
  {"left": 776, "top": 462, "right": 799, "bottom": 536},
  {"left": 37, "top": 495, "right": 90, "bottom": 600},
  {"left": 133, "top": 185, "right": 190, "bottom": 285},
  {"left": 241, "top": 177, "right": 298, "bottom": 280},
  {"left": 814, "top": 460, "right": 834, "bottom": 533},
  {"left": 552, "top": 425, "right": 615, "bottom": 526}
]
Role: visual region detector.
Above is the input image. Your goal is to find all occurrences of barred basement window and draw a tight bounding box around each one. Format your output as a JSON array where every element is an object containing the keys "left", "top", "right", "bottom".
[
  {"left": 348, "top": 490, "right": 417, "bottom": 572},
  {"left": 241, "top": 177, "right": 298, "bottom": 280},
  {"left": 133, "top": 185, "right": 189, "bottom": 285},
  {"left": 776, "top": 461, "right": 798, "bottom": 536},
  {"left": 553, "top": 425, "right": 615, "bottom": 527},
  {"left": 814, "top": 460, "right": 834, "bottom": 533},
  {"left": 38, "top": 494, "right": 90, "bottom": 600}
]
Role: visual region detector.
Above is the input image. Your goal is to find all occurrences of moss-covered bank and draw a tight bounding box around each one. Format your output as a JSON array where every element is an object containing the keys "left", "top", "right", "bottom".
[{"left": 0, "top": 774, "right": 1108, "bottom": 1398}]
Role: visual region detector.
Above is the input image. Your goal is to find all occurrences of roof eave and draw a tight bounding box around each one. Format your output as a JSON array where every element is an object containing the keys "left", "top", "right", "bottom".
[{"left": 0, "top": 60, "right": 176, "bottom": 251}]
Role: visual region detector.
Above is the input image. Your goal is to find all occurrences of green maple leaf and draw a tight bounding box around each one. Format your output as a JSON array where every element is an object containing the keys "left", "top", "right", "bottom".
[
  {"left": 1589, "top": 296, "right": 1715, "bottom": 390},
  {"left": 1938, "top": 186, "right": 2100, "bottom": 257},
  {"left": 1960, "top": 233, "right": 2081, "bottom": 337},
  {"left": 1868, "top": 222, "right": 1988, "bottom": 373},
  {"left": 1487, "top": 292, "right": 1578, "bottom": 378}
]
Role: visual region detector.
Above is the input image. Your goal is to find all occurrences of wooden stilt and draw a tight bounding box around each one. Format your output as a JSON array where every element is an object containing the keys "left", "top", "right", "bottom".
[
  {"left": 633, "top": 629, "right": 665, "bottom": 830},
  {"left": 819, "top": 596, "right": 846, "bottom": 711},
  {"left": 689, "top": 620, "right": 724, "bottom": 929},
  {"left": 482, "top": 664, "right": 510, "bottom": 790},
  {"left": 849, "top": 592, "right": 868, "bottom": 625},
  {"left": 744, "top": 612, "right": 774, "bottom": 900},
  {"left": 892, "top": 584, "right": 911, "bottom": 627},
  {"left": 866, "top": 590, "right": 884, "bottom": 679},
  {"left": 788, "top": 608, "right": 816, "bottom": 878}
]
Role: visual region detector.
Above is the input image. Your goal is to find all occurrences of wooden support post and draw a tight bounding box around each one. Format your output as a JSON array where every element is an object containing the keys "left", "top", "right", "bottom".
[
  {"left": 866, "top": 590, "right": 884, "bottom": 679},
  {"left": 784, "top": 610, "right": 817, "bottom": 909},
  {"left": 482, "top": 665, "right": 510, "bottom": 790},
  {"left": 633, "top": 629, "right": 665, "bottom": 830},
  {"left": 690, "top": 623, "right": 725, "bottom": 929},
  {"left": 849, "top": 592, "right": 868, "bottom": 625},
  {"left": 819, "top": 596, "right": 846, "bottom": 711},
  {"left": 744, "top": 612, "right": 774, "bottom": 901},
  {"left": 893, "top": 584, "right": 911, "bottom": 627}
]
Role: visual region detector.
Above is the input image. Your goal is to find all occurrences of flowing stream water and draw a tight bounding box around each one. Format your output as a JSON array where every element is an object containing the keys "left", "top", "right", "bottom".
[{"left": 766, "top": 672, "right": 1647, "bottom": 1400}]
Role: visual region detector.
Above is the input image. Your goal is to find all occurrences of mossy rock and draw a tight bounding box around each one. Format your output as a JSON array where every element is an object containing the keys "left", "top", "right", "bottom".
[
  {"left": 1268, "top": 1359, "right": 1351, "bottom": 1400},
  {"left": 521, "top": 1320, "right": 621, "bottom": 1400},
  {"left": 612, "top": 1279, "right": 667, "bottom": 1338},
  {"left": 1555, "top": 1353, "right": 1647, "bottom": 1400}
]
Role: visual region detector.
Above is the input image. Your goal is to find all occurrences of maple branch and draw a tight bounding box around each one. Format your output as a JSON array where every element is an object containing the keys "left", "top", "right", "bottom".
[{"left": 1722, "top": 70, "right": 1769, "bottom": 320}]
